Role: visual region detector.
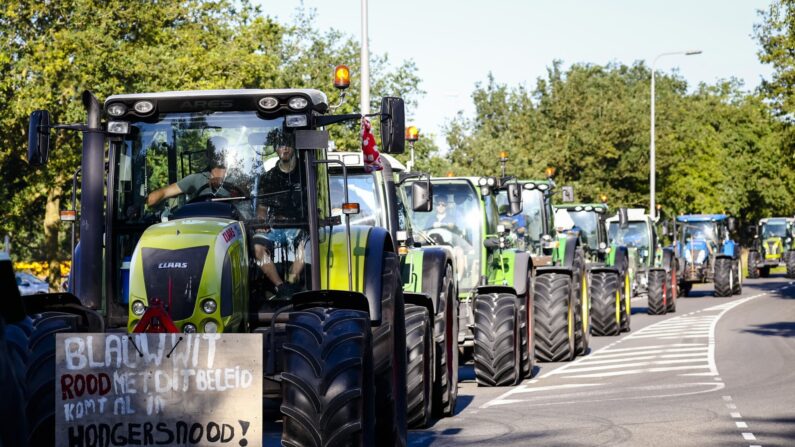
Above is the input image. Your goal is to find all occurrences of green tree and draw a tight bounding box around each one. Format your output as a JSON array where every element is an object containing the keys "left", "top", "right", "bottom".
[
  {"left": 755, "top": 0, "right": 795, "bottom": 116},
  {"left": 0, "top": 1, "right": 421, "bottom": 286}
]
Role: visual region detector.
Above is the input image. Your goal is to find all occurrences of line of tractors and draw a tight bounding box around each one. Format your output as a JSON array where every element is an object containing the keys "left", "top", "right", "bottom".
[{"left": 0, "top": 66, "right": 778, "bottom": 447}]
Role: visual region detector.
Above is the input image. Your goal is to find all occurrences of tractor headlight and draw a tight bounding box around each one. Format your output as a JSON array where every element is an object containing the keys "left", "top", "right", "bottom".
[
  {"left": 183, "top": 324, "right": 197, "bottom": 333},
  {"left": 477, "top": 177, "right": 488, "bottom": 186},
  {"left": 133, "top": 100, "right": 154, "bottom": 114},
  {"left": 132, "top": 300, "right": 146, "bottom": 316},
  {"left": 107, "top": 121, "right": 130, "bottom": 135},
  {"left": 258, "top": 96, "right": 279, "bottom": 110},
  {"left": 286, "top": 114, "right": 308, "bottom": 127},
  {"left": 204, "top": 321, "right": 219, "bottom": 333},
  {"left": 106, "top": 103, "right": 127, "bottom": 117},
  {"left": 288, "top": 96, "right": 309, "bottom": 110},
  {"left": 201, "top": 299, "right": 217, "bottom": 314}
]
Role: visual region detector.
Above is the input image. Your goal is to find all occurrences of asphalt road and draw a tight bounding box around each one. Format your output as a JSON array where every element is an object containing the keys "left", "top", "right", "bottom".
[
  {"left": 263, "top": 274, "right": 795, "bottom": 446},
  {"left": 409, "top": 274, "right": 795, "bottom": 447}
]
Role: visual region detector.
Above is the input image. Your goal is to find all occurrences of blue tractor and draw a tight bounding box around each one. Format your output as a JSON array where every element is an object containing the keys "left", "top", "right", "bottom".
[{"left": 674, "top": 214, "right": 740, "bottom": 297}]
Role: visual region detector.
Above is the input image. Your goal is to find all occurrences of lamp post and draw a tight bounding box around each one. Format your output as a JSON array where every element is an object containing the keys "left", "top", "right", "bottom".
[
  {"left": 360, "top": 0, "right": 370, "bottom": 115},
  {"left": 650, "top": 50, "right": 701, "bottom": 220}
]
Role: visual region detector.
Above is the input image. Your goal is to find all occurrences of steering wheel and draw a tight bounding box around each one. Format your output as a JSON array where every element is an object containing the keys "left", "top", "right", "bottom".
[
  {"left": 188, "top": 181, "right": 248, "bottom": 204},
  {"left": 425, "top": 227, "right": 464, "bottom": 246}
]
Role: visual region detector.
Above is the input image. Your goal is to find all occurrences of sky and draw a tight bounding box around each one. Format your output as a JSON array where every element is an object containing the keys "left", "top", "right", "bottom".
[{"left": 259, "top": 0, "right": 774, "bottom": 150}]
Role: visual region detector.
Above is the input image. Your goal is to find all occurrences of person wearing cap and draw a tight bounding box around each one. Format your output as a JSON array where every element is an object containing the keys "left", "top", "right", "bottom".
[
  {"left": 252, "top": 131, "right": 307, "bottom": 298},
  {"left": 146, "top": 136, "right": 232, "bottom": 206}
]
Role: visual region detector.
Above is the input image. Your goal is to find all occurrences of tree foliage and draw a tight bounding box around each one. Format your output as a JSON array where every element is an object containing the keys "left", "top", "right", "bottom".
[
  {"left": 439, "top": 62, "right": 793, "bottom": 227},
  {"left": 0, "top": 1, "right": 421, "bottom": 283}
]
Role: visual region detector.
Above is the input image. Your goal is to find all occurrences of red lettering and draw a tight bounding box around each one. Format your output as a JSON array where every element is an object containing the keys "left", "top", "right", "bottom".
[
  {"left": 61, "top": 374, "right": 75, "bottom": 400},
  {"left": 61, "top": 373, "right": 113, "bottom": 399}
]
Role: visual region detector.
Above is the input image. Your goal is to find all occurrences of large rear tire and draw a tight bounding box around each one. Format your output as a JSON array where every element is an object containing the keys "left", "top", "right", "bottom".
[
  {"left": 433, "top": 264, "right": 458, "bottom": 418},
  {"left": 647, "top": 270, "right": 667, "bottom": 315},
  {"left": 372, "top": 252, "right": 407, "bottom": 446},
  {"left": 472, "top": 293, "right": 520, "bottom": 386},
  {"left": 787, "top": 252, "right": 795, "bottom": 279},
  {"left": 281, "top": 308, "right": 375, "bottom": 447},
  {"left": 732, "top": 259, "right": 742, "bottom": 295},
  {"left": 572, "top": 249, "right": 589, "bottom": 356},
  {"left": 0, "top": 317, "right": 29, "bottom": 447},
  {"left": 405, "top": 304, "right": 432, "bottom": 428},
  {"left": 714, "top": 257, "right": 733, "bottom": 297},
  {"left": 589, "top": 271, "right": 620, "bottom": 336},
  {"left": 666, "top": 269, "right": 677, "bottom": 313},
  {"left": 747, "top": 251, "right": 760, "bottom": 278},
  {"left": 534, "top": 273, "right": 575, "bottom": 362},
  {"left": 26, "top": 314, "right": 84, "bottom": 447},
  {"left": 620, "top": 273, "right": 631, "bottom": 332}
]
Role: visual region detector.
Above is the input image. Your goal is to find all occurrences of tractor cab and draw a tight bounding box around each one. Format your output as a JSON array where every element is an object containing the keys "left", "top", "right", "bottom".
[
  {"left": 748, "top": 217, "right": 795, "bottom": 278},
  {"left": 555, "top": 203, "right": 610, "bottom": 261},
  {"left": 495, "top": 180, "right": 555, "bottom": 255}
]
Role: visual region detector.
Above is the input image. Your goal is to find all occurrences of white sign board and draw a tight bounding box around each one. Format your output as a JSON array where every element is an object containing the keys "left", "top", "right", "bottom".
[{"left": 55, "top": 333, "right": 262, "bottom": 447}]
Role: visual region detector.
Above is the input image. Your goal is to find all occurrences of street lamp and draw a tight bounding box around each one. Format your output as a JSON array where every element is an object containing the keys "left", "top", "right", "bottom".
[
  {"left": 360, "top": 0, "right": 370, "bottom": 115},
  {"left": 650, "top": 50, "right": 702, "bottom": 220}
]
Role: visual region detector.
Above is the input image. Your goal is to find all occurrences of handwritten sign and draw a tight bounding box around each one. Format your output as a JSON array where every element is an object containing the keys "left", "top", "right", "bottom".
[{"left": 55, "top": 333, "right": 262, "bottom": 447}]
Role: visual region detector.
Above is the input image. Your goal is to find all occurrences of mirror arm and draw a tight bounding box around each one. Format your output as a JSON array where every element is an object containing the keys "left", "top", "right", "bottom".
[{"left": 315, "top": 113, "right": 362, "bottom": 127}]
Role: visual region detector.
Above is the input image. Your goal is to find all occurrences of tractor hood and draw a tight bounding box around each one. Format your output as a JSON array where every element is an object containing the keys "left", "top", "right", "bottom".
[
  {"left": 683, "top": 239, "right": 710, "bottom": 265},
  {"left": 128, "top": 217, "right": 247, "bottom": 332},
  {"left": 764, "top": 237, "right": 784, "bottom": 259}
]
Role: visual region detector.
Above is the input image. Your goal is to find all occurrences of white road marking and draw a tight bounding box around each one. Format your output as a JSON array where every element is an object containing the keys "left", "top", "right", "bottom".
[
  {"left": 742, "top": 432, "right": 757, "bottom": 441},
  {"left": 723, "top": 395, "right": 733, "bottom": 401},
  {"left": 730, "top": 412, "right": 741, "bottom": 418},
  {"left": 736, "top": 422, "right": 748, "bottom": 428},
  {"left": 562, "top": 365, "right": 711, "bottom": 379},
  {"left": 727, "top": 403, "right": 738, "bottom": 410}
]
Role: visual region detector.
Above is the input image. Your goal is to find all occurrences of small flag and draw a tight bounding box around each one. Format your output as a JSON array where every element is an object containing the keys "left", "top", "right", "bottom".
[{"left": 361, "top": 117, "right": 383, "bottom": 172}]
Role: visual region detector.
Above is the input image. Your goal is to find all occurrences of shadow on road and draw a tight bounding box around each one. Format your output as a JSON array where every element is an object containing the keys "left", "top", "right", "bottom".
[{"left": 741, "top": 321, "right": 795, "bottom": 338}]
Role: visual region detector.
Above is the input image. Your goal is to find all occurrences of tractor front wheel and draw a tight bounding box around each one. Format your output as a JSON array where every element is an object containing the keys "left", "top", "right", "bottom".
[
  {"left": 732, "top": 259, "right": 742, "bottom": 295},
  {"left": 714, "top": 257, "right": 733, "bottom": 297},
  {"left": 534, "top": 273, "right": 575, "bottom": 362},
  {"left": 747, "top": 251, "right": 760, "bottom": 278},
  {"left": 433, "top": 264, "right": 458, "bottom": 418},
  {"left": 590, "top": 271, "right": 620, "bottom": 336},
  {"left": 472, "top": 293, "right": 520, "bottom": 386},
  {"left": 281, "top": 308, "right": 376, "bottom": 447},
  {"left": 405, "top": 304, "right": 432, "bottom": 428},
  {"left": 647, "top": 270, "right": 667, "bottom": 315},
  {"left": 787, "top": 252, "right": 795, "bottom": 279}
]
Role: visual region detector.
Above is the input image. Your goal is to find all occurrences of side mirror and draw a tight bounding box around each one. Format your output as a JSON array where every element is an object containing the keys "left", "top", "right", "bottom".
[
  {"left": 28, "top": 110, "right": 51, "bottom": 166},
  {"left": 727, "top": 217, "right": 737, "bottom": 232},
  {"left": 561, "top": 185, "right": 574, "bottom": 203},
  {"left": 411, "top": 180, "right": 432, "bottom": 212},
  {"left": 507, "top": 183, "right": 522, "bottom": 216},
  {"left": 619, "top": 208, "right": 629, "bottom": 229},
  {"left": 380, "top": 97, "right": 405, "bottom": 154}
]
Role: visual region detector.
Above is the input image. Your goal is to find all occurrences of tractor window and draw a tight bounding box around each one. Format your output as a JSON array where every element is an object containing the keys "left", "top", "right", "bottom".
[
  {"left": 328, "top": 173, "right": 382, "bottom": 227},
  {"left": 608, "top": 222, "right": 650, "bottom": 252},
  {"left": 567, "top": 211, "right": 600, "bottom": 251},
  {"left": 680, "top": 222, "right": 718, "bottom": 244},
  {"left": 496, "top": 189, "right": 545, "bottom": 245},
  {"left": 762, "top": 223, "right": 787, "bottom": 238}
]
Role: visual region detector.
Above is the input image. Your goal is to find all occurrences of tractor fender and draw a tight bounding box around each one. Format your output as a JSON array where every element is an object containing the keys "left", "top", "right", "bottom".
[
  {"left": 721, "top": 240, "right": 738, "bottom": 259},
  {"left": 362, "top": 226, "right": 396, "bottom": 325},
  {"left": 535, "top": 265, "right": 574, "bottom": 277},
  {"left": 475, "top": 285, "right": 518, "bottom": 297},
  {"left": 404, "top": 292, "right": 434, "bottom": 319},
  {"left": 714, "top": 254, "right": 733, "bottom": 261},
  {"left": 22, "top": 292, "right": 105, "bottom": 332},
  {"left": 560, "top": 232, "right": 580, "bottom": 268},
  {"left": 419, "top": 246, "right": 454, "bottom": 314},
  {"left": 589, "top": 266, "right": 620, "bottom": 275},
  {"left": 292, "top": 290, "right": 371, "bottom": 316},
  {"left": 662, "top": 247, "right": 675, "bottom": 271},
  {"left": 608, "top": 246, "right": 629, "bottom": 276},
  {"left": 511, "top": 251, "right": 532, "bottom": 297}
]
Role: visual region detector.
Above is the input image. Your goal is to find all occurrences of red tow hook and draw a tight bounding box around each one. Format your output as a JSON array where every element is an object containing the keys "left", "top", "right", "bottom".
[{"left": 133, "top": 298, "right": 179, "bottom": 333}]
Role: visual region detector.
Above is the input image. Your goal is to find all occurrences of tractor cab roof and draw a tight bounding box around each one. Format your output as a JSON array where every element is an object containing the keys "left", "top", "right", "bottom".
[
  {"left": 759, "top": 217, "right": 794, "bottom": 225},
  {"left": 327, "top": 151, "right": 406, "bottom": 172},
  {"left": 105, "top": 88, "right": 329, "bottom": 115},
  {"left": 555, "top": 203, "right": 609, "bottom": 213},
  {"left": 676, "top": 214, "right": 727, "bottom": 223},
  {"left": 605, "top": 208, "right": 649, "bottom": 223}
]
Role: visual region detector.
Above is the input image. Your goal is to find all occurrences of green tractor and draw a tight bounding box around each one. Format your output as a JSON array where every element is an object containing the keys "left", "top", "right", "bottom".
[
  {"left": 555, "top": 204, "right": 632, "bottom": 336},
  {"left": 747, "top": 217, "right": 795, "bottom": 278},
  {"left": 406, "top": 177, "right": 535, "bottom": 386},
  {"left": 26, "top": 78, "right": 411, "bottom": 444},
  {"left": 327, "top": 151, "right": 459, "bottom": 426},
  {"left": 495, "top": 179, "right": 557, "bottom": 265},
  {"left": 607, "top": 209, "right": 678, "bottom": 315}
]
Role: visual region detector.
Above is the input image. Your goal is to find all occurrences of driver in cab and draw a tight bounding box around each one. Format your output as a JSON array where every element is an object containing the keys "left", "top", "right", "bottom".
[
  {"left": 428, "top": 195, "right": 457, "bottom": 231},
  {"left": 146, "top": 136, "right": 231, "bottom": 206}
]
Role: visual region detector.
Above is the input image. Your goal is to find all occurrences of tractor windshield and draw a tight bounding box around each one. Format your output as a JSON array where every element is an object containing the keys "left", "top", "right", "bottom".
[
  {"left": 566, "top": 210, "right": 600, "bottom": 251},
  {"left": 409, "top": 181, "right": 484, "bottom": 291},
  {"left": 680, "top": 221, "right": 718, "bottom": 244},
  {"left": 497, "top": 188, "right": 545, "bottom": 250},
  {"left": 112, "top": 111, "right": 319, "bottom": 304},
  {"left": 762, "top": 222, "right": 788, "bottom": 238},
  {"left": 608, "top": 221, "right": 650, "bottom": 252},
  {"left": 328, "top": 172, "right": 384, "bottom": 227}
]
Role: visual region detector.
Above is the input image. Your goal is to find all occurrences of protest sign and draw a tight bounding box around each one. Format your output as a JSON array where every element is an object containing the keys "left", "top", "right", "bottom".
[{"left": 55, "top": 333, "right": 262, "bottom": 447}]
